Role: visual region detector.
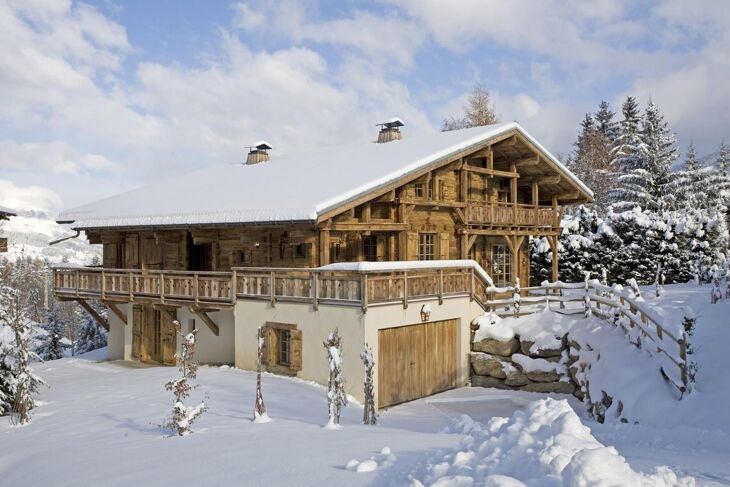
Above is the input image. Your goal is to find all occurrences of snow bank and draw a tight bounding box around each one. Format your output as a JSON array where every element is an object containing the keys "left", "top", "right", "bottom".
[
  {"left": 408, "top": 398, "right": 693, "bottom": 486},
  {"left": 472, "top": 306, "right": 576, "bottom": 350}
]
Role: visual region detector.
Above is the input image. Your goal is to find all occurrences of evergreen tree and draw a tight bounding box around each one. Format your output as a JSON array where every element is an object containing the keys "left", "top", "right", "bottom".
[
  {"left": 37, "top": 304, "right": 67, "bottom": 361},
  {"left": 640, "top": 100, "right": 678, "bottom": 210},
  {"left": 567, "top": 113, "right": 613, "bottom": 212},
  {"left": 673, "top": 143, "right": 714, "bottom": 210},
  {"left": 442, "top": 83, "right": 499, "bottom": 131},
  {"left": 609, "top": 96, "right": 647, "bottom": 210},
  {"left": 74, "top": 304, "right": 107, "bottom": 355},
  {"left": 594, "top": 100, "right": 619, "bottom": 142},
  {"left": 707, "top": 141, "right": 730, "bottom": 211}
]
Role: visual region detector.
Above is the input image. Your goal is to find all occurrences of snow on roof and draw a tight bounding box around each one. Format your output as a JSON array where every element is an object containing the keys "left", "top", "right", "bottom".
[
  {"left": 58, "top": 122, "right": 593, "bottom": 229},
  {"left": 0, "top": 205, "right": 17, "bottom": 216},
  {"left": 378, "top": 117, "right": 405, "bottom": 128},
  {"left": 252, "top": 141, "right": 272, "bottom": 150}
]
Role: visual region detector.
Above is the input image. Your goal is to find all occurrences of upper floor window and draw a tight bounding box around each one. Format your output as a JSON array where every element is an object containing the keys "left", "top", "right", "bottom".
[
  {"left": 414, "top": 183, "right": 424, "bottom": 198},
  {"left": 363, "top": 235, "right": 377, "bottom": 261},
  {"left": 277, "top": 328, "right": 291, "bottom": 366},
  {"left": 491, "top": 244, "right": 512, "bottom": 287},
  {"left": 427, "top": 179, "right": 434, "bottom": 199},
  {"left": 419, "top": 233, "right": 435, "bottom": 261}
]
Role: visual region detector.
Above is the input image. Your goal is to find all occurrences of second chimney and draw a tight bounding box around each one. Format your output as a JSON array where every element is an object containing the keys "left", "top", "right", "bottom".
[
  {"left": 245, "top": 141, "right": 272, "bottom": 165},
  {"left": 376, "top": 118, "right": 404, "bottom": 143}
]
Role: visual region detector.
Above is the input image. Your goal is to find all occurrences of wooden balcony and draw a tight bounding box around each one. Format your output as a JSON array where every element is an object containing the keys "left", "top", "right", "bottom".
[
  {"left": 466, "top": 203, "right": 557, "bottom": 227},
  {"left": 53, "top": 264, "right": 494, "bottom": 312}
]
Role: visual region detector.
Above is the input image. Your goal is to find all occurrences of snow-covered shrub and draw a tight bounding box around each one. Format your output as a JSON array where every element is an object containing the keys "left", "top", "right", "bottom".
[
  {"left": 323, "top": 328, "right": 347, "bottom": 428},
  {"left": 74, "top": 303, "right": 108, "bottom": 354},
  {"left": 512, "top": 277, "right": 521, "bottom": 318},
  {"left": 710, "top": 269, "right": 722, "bottom": 304},
  {"left": 164, "top": 322, "right": 207, "bottom": 436},
  {"left": 253, "top": 325, "right": 268, "bottom": 423},
  {"left": 360, "top": 344, "right": 376, "bottom": 426},
  {"left": 37, "top": 304, "right": 68, "bottom": 361}
]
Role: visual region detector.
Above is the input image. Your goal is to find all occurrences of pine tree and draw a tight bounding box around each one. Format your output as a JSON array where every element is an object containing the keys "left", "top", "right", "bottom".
[
  {"left": 673, "top": 143, "right": 714, "bottom": 209},
  {"left": 568, "top": 113, "right": 613, "bottom": 211},
  {"left": 37, "top": 304, "right": 67, "bottom": 361},
  {"left": 594, "top": 100, "right": 619, "bottom": 142},
  {"left": 442, "top": 83, "right": 499, "bottom": 131},
  {"left": 640, "top": 100, "right": 678, "bottom": 211},
  {"left": 360, "top": 344, "right": 376, "bottom": 426},
  {"left": 609, "top": 96, "right": 647, "bottom": 210},
  {"left": 74, "top": 303, "right": 108, "bottom": 355},
  {"left": 707, "top": 141, "right": 730, "bottom": 211},
  {"left": 253, "top": 326, "right": 269, "bottom": 423}
]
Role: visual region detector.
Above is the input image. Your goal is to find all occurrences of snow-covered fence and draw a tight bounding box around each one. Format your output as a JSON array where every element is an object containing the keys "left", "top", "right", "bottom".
[{"left": 484, "top": 279, "right": 690, "bottom": 395}]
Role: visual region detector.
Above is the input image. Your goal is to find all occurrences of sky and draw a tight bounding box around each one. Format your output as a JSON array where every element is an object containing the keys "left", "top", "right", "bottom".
[{"left": 1, "top": 0, "right": 729, "bottom": 215}]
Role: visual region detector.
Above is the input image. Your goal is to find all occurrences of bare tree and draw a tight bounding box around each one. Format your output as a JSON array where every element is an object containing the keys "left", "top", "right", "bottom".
[
  {"left": 253, "top": 325, "right": 269, "bottom": 422},
  {"left": 164, "top": 322, "right": 207, "bottom": 436},
  {"left": 360, "top": 344, "right": 376, "bottom": 425},
  {"left": 324, "top": 328, "right": 347, "bottom": 428},
  {"left": 442, "top": 83, "right": 499, "bottom": 131}
]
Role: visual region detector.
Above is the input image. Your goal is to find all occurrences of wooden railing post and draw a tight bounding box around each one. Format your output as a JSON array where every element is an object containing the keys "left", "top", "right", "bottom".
[
  {"left": 193, "top": 273, "right": 199, "bottom": 305},
  {"left": 101, "top": 270, "right": 106, "bottom": 300},
  {"left": 231, "top": 269, "right": 237, "bottom": 304},
  {"left": 160, "top": 272, "right": 165, "bottom": 304},
  {"left": 403, "top": 271, "right": 409, "bottom": 309},
  {"left": 469, "top": 267, "right": 474, "bottom": 301},
  {"left": 361, "top": 274, "right": 368, "bottom": 313},
  {"left": 75, "top": 269, "right": 80, "bottom": 297},
  {"left": 270, "top": 271, "right": 276, "bottom": 307},
  {"left": 438, "top": 269, "right": 444, "bottom": 305},
  {"left": 312, "top": 271, "right": 319, "bottom": 310},
  {"left": 128, "top": 271, "right": 134, "bottom": 301}
]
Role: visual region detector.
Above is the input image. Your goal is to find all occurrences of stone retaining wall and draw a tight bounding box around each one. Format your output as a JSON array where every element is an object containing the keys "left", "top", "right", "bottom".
[{"left": 469, "top": 323, "right": 579, "bottom": 396}]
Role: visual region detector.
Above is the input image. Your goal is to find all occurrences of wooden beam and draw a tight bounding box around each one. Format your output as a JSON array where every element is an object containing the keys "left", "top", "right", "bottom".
[
  {"left": 497, "top": 135, "right": 517, "bottom": 147},
  {"left": 532, "top": 182, "right": 539, "bottom": 208},
  {"left": 467, "top": 234, "right": 478, "bottom": 251},
  {"left": 464, "top": 166, "right": 519, "bottom": 178},
  {"left": 105, "top": 302, "right": 127, "bottom": 324},
  {"left": 467, "top": 228, "right": 560, "bottom": 237},
  {"left": 557, "top": 191, "right": 581, "bottom": 200},
  {"left": 318, "top": 227, "right": 330, "bottom": 266},
  {"left": 452, "top": 207, "right": 466, "bottom": 224},
  {"left": 331, "top": 222, "right": 408, "bottom": 232},
  {"left": 189, "top": 307, "right": 220, "bottom": 336},
  {"left": 75, "top": 299, "right": 110, "bottom": 331},
  {"left": 362, "top": 202, "right": 371, "bottom": 223},
  {"left": 155, "top": 306, "right": 177, "bottom": 325},
  {"left": 401, "top": 200, "right": 466, "bottom": 208},
  {"left": 511, "top": 163, "right": 518, "bottom": 224},
  {"left": 517, "top": 175, "right": 561, "bottom": 185},
  {"left": 514, "top": 155, "right": 540, "bottom": 167}
]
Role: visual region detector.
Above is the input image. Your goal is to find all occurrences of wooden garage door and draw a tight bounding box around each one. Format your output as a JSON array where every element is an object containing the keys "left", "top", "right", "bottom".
[{"left": 378, "top": 319, "right": 458, "bottom": 408}]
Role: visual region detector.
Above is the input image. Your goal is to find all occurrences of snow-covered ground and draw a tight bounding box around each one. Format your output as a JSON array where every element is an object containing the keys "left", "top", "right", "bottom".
[{"left": 1, "top": 283, "right": 728, "bottom": 486}]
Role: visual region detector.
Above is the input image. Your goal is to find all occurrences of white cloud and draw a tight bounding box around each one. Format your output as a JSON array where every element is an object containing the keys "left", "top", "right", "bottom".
[
  {"left": 0, "top": 140, "right": 118, "bottom": 175},
  {"left": 0, "top": 179, "right": 62, "bottom": 213}
]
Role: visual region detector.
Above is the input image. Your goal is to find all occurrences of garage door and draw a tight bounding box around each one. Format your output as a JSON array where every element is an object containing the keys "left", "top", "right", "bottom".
[{"left": 378, "top": 319, "right": 458, "bottom": 408}]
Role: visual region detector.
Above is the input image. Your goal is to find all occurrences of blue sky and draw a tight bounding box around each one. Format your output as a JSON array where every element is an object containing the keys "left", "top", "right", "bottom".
[{"left": 1, "top": 0, "right": 729, "bottom": 214}]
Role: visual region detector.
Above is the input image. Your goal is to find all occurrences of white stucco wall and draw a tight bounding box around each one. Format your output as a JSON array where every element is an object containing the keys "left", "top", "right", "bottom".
[
  {"left": 176, "top": 307, "right": 235, "bottom": 365},
  {"left": 234, "top": 301, "right": 365, "bottom": 400},
  {"left": 106, "top": 302, "right": 130, "bottom": 361}
]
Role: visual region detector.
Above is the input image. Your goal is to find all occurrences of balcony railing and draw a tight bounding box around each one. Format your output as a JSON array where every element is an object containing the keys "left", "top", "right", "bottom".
[
  {"left": 53, "top": 263, "right": 493, "bottom": 311},
  {"left": 466, "top": 203, "right": 557, "bottom": 227}
]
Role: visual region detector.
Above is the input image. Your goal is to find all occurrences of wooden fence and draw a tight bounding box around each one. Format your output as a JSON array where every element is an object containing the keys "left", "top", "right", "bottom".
[{"left": 483, "top": 279, "right": 690, "bottom": 394}]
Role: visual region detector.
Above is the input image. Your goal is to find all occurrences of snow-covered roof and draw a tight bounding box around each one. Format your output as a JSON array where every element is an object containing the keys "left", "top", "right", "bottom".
[
  {"left": 252, "top": 141, "right": 272, "bottom": 150},
  {"left": 58, "top": 122, "right": 593, "bottom": 229},
  {"left": 378, "top": 117, "right": 405, "bottom": 128},
  {"left": 320, "top": 259, "right": 494, "bottom": 286},
  {"left": 0, "top": 205, "right": 16, "bottom": 217}
]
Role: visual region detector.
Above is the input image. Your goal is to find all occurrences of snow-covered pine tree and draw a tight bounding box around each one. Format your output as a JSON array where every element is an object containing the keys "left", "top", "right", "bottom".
[
  {"left": 253, "top": 325, "right": 268, "bottom": 423},
  {"left": 37, "top": 304, "right": 67, "bottom": 361},
  {"left": 0, "top": 261, "right": 45, "bottom": 423},
  {"left": 441, "top": 83, "right": 499, "bottom": 131},
  {"left": 609, "top": 96, "right": 647, "bottom": 210},
  {"left": 640, "top": 100, "right": 678, "bottom": 211},
  {"left": 74, "top": 302, "right": 108, "bottom": 355},
  {"left": 673, "top": 143, "right": 715, "bottom": 210},
  {"left": 164, "top": 322, "right": 207, "bottom": 436},
  {"left": 323, "top": 328, "right": 347, "bottom": 428},
  {"left": 360, "top": 344, "right": 376, "bottom": 426},
  {"left": 594, "top": 100, "right": 620, "bottom": 143}
]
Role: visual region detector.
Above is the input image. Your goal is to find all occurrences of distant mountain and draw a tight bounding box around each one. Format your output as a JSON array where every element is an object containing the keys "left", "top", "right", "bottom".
[{"left": 1, "top": 209, "right": 100, "bottom": 265}]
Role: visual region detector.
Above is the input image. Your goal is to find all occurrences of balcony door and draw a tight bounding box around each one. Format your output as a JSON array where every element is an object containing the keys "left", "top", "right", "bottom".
[{"left": 187, "top": 233, "right": 212, "bottom": 271}]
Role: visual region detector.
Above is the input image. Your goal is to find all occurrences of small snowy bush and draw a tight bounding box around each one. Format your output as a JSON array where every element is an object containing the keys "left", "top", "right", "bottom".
[
  {"left": 360, "top": 344, "right": 376, "bottom": 426},
  {"left": 253, "top": 326, "right": 268, "bottom": 423},
  {"left": 164, "top": 322, "right": 207, "bottom": 436},
  {"left": 323, "top": 328, "right": 347, "bottom": 428}
]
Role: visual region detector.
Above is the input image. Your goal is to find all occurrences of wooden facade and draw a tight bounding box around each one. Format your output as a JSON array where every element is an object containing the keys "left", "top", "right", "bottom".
[
  {"left": 0, "top": 207, "right": 15, "bottom": 253},
  {"left": 82, "top": 129, "right": 585, "bottom": 287}
]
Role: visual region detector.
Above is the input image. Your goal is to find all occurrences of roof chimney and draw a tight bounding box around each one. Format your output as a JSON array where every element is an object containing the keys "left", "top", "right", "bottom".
[
  {"left": 376, "top": 118, "right": 404, "bottom": 143},
  {"left": 245, "top": 141, "right": 272, "bottom": 165}
]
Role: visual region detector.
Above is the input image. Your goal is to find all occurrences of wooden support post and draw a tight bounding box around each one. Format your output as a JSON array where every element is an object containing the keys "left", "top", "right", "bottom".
[
  {"left": 361, "top": 274, "right": 368, "bottom": 313},
  {"left": 438, "top": 269, "right": 444, "bottom": 305},
  {"left": 159, "top": 272, "right": 165, "bottom": 304},
  {"left": 105, "top": 302, "right": 127, "bottom": 325},
  {"left": 189, "top": 307, "right": 220, "bottom": 336},
  {"left": 270, "top": 271, "right": 276, "bottom": 307},
  {"left": 547, "top": 235, "right": 559, "bottom": 282},
  {"left": 511, "top": 163, "right": 518, "bottom": 224},
  {"left": 319, "top": 228, "right": 330, "bottom": 266},
  {"left": 312, "top": 272, "right": 319, "bottom": 311},
  {"left": 75, "top": 298, "right": 110, "bottom": 331},
  {"left": 460, "top": 232, "right": 469, "bottom": 259},
  {"left": 403, "top": 271, "right": 409, "bottom": 309}
]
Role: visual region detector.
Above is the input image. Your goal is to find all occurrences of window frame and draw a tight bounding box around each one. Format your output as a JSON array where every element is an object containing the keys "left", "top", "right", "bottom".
[
  {"left": 491, "top": 243, "right": 512, "bottom": 287},
  {"left": 414, "top": 182, "right": 424, "bottom": 198},
  {"left": 418, "top": 233, "right": 436, "bottom": 261},
  {"left": 277, "top": 328, "right": 291, "bottom": 366}
]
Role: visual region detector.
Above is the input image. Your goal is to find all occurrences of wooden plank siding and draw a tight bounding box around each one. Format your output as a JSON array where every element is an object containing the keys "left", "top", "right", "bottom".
[{"left": 378, "top": 319, "right": 458, "bottom": 408}]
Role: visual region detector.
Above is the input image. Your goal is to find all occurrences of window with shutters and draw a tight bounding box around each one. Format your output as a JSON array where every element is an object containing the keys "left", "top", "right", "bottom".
[
  {"left": 419, "top": 233, "right": 435, "bottom": 261},
  {"left": 491, "top": 244, "right": 512, "bottom": 287},
  {"left": 263, "top": 322, "right": 302, "bottom": 376}
]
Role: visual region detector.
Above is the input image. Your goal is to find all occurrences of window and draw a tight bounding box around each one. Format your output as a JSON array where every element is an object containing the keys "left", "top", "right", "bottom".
[
  {"left": 294, "top": 243, "right": 307, "bottom": 259},
  {"left": 491, "top": 244, "right": 512, "bottom": 286},
  {"left": 277, "top": 329, "right": 291, "bottom": 366},
  {"left": 414, "top": 183, "right": 424, "bottom": 198},
  {"left": 330, "top": 242, "right": 342, "bottom": 262},
  {"left": 363, "top": 235, "right": 377, "bottom": 261},
  {"left": 427, "top": 179, "right": 434, "bottom": 199},
  {"left": 419, "top": 233, "right": 435, "bottom": 261}
]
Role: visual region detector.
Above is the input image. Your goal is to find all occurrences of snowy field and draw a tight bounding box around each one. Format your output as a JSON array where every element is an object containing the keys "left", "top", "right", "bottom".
[{"left": 1, "top": 283, "right": 729, "bottom": 486}]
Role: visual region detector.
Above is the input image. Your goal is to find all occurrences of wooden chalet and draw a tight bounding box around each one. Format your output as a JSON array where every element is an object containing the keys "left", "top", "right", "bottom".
[{"left": 53, "top": 121, "right": 592, "bottom": 407}]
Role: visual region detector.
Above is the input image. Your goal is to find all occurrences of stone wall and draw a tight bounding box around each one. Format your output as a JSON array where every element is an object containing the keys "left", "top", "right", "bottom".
[{"left": 469, "top": 321, "right": 578, "bottom": 396}]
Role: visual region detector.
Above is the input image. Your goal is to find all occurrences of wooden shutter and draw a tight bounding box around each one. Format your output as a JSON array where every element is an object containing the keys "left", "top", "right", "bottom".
[
  {"left": 290, "top": 329, "right": 302, "bottom": 371},
  {"left": 264, "top": 326, "right": 278, "bottom": 368},
  {"left": 439, "top": 233, "right": 450, "bottom": 260},
  {"left": 407, "top": 232, "right": 418, "bottom": 260},
  {"left": 125, "top": 235, "right": 139, "bottom": 268},
  {"left": 131, "top": 306, "right": 143, "bottom": 359},
  {"left": 103, "top": 243, "right": 117, "bottom": 268}
]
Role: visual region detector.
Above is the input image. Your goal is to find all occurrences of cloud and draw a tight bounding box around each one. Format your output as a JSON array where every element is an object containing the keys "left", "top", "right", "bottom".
[
  {"left": 0, "top": 179, "right": 63, "bottom": 213},
  {"left": 0, "top": 140, "right": 118, "bottom": 175}
]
